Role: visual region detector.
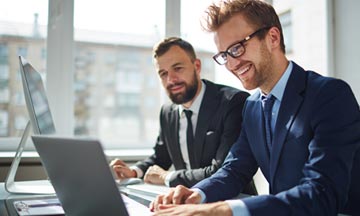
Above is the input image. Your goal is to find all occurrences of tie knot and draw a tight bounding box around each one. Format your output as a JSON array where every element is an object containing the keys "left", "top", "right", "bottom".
[
  {"left": 183, "top": 110, "right": 193, "bottom": 120},
  {"left": 262, "top": 95, "right": 275, "bottom": 111}
]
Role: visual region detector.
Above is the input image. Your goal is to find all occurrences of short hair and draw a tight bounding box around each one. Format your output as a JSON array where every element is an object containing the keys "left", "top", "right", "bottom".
[
  {"left": 153, "top": 37, "right": 197, "bottom": 61},
  {"left": 203, "top": 0, "right": 285, "bottom": 53}
]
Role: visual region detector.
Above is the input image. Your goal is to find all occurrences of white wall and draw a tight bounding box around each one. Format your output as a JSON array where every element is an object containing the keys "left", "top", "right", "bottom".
[{"left": 332, "top": 0, "right": 360, "bottom": 101}]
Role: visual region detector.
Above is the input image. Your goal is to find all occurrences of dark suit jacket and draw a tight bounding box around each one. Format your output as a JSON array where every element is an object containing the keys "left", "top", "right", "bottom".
[
  {"left": 135, "top": 79, "right": 255, "bottom": 191},
  {"left": 194, "top": 62, "right": 360, "bottom": 215}
]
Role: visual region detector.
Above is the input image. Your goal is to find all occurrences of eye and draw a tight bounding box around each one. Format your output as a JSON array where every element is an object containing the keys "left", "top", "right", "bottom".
[
  {"left": 174, "top": 66, "right": 183, "bottom": 72},
  {"left": 220, "top": 52, "right": 227, "bottom": 60},
  {"left": 229, "top": 43, "right": 243, "bottom": 56},
  {"left": 159, "top": 71, "right": 167, "bottom": 79}
]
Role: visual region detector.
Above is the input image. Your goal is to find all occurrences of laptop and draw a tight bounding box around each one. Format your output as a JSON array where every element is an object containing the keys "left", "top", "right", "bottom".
[{"left": 31, "top": 135, "right": 151, "bottom": 216}]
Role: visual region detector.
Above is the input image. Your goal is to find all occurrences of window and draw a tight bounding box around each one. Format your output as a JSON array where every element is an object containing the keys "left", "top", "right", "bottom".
[
  {"left": 17, "top": 47, "right": 28, "bottom": 58},
  {"left": 1, "top": 0, "right": 330, "bottom": 151},
  {"left": 0, "top": 0, "right": 48, "bottom": 142},
  {"left": 73, "top": 0, "right": 166, "bottom": 149},
  {"left": 0, "top": 110, "right": 8, "bottom": 136},
  {"left": 279, "top": 10, "right": 293, "bottom": 53},
  {"left": 0, "top": 44, "right": 8, "bottom": 64},
  {"left": 273, "top": 0, "right": 328, "bottom": 74}
]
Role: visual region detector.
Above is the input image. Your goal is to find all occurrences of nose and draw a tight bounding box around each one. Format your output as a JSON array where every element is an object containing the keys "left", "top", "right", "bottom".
[{"left": 167, "top": 71, "right": 178, "bottom": 84}]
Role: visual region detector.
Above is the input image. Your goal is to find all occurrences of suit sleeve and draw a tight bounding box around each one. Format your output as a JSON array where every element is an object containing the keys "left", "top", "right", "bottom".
[
  {"left": 169, "top": 91, "right": 250, "bottom": 187},
  {"left": 134, "top": 106, "right": 173, "bottom": 176}
]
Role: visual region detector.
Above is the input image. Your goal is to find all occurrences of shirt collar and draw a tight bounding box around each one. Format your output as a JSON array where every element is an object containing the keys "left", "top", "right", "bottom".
[
  {"left": 260, "top": 61, "right": 293, "bottom": 102},
  {"left": 179, "top": 80, "right": 206, "bottom": 115}
]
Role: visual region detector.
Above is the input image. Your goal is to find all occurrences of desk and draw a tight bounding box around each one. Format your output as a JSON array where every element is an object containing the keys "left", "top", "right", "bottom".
[
  {"left": 0, "top": 181, "right": 168, "bottom": 216},
  {"left": 0, "top": 182, "right": 59, "bottom": 216}
]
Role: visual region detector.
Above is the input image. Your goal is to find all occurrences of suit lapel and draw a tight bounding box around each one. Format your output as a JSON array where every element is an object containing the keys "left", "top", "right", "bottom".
[
  {"left": 192, "top": 81, "right": 219, "bottom": 168},
  {"left": 247, "top": 93, "right": 271, "bottom": 179},
  {"left": 270, "top": 63, "right": 306, "bottom": 184}
]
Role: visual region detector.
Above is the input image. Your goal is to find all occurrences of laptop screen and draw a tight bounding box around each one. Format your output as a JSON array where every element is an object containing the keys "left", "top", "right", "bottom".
[{"left": 32, "top": 136, "right": 151, "bottom": 216}]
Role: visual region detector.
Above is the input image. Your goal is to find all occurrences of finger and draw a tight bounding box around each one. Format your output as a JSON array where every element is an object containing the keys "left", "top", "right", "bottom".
[
  {"left": 158, "top": 204, "right": 176, "bottom": 210},
  {"left": 163, "top": 190, "right": 175, "bottom": 205},
  {"left": 114, "top": 171, "right": 124, "bottom": 179},
  {"left": 185, "top": 192, "right": 201, "bottom": 204},
  {"left": 113, "top": 160, "right": 127, "bottom": 167},
  {"left": 144, "top": 167, "right": 155, "bottom": 183},
  {"left": 152, "top": 195, "right": 164, "bottom": 211},
  {"left": 109, "top": 158, "right": 121, "bottom": 166},
  {"left": 152, "top": 165, "right": 161, "bottom": 170},
  {"left": 143, "top": 172, "right": 152, "bottom": 183},
  {"left": 149, "top": 200, "right": 155, "bottom": 212},
  {"left": 113, "top": 165, "right": 128, "bottom": 179},
  {"left": 172, "top": 186, "right": 188, "bottom": 204},
  {"left": 144, "top": 176, "right": 151, "bottom": 183}
]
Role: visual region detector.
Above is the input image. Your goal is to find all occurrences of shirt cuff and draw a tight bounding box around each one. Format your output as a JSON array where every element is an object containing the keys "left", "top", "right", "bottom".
[
  {"left": 130, "top": 166, "right": 144, "bottom": 178},
  {"left": 190, "top": 188, "right": 207, "bottom": 203},
  {"left": 225, "top": 199, "right": 250, "bottom": 216},
  {"left": 163, "top": 171, "right": 175, "bottom": 187}
]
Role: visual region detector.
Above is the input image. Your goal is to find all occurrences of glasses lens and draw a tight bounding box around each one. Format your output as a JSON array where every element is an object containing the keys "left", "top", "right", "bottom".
[
  {"left": 213, "top": 52, "right": 227, "bottom": 65},
  {"left": 229, "top": 43, "right": 244, "bottom": 58}
]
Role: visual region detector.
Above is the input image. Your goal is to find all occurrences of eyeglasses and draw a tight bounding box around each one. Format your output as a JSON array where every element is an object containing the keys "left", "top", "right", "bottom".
[{"left": 213, "top": 27, "right": 271, "bottom": 65}]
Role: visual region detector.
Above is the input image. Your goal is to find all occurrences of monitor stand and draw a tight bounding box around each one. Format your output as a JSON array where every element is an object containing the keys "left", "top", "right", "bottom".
[{"left": 4, "top": 121, "right": 55, "bottom": 194}]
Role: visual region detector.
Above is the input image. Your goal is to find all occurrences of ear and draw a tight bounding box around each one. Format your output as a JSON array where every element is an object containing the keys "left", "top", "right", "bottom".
[
  {"left": 194, "top": 59, "right": 202, "bottom": 75},
  {"left": 266, "top": 27, "right": 281, "bottom": 51}
]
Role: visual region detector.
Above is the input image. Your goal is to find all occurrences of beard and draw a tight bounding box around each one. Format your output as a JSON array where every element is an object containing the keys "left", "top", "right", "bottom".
[
  {"left": 167, "top": 70, "right": 199, "bottom": 104},
  {"left": 252, "top": 41, "right": 274, "bottom": 90}
]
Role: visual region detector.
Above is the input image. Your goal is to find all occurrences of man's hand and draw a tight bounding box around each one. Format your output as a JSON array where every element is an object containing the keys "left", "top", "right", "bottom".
[
  {"left": 109, "top": 158, "right": 136, "bottom": 179},
  {"left": 151, "top": 202, "right": 233, "bottom": 216},
  {"left": 144, "top": 165, "right": 168, "bottom": 185},
  {"left": 149, "top": 185, "right": 202, "bottom": 211}
]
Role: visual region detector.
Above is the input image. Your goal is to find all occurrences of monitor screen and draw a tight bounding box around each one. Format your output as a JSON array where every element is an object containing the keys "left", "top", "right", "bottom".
[{"left": 19, "top": 56, "right": 56, "bottom": 135}]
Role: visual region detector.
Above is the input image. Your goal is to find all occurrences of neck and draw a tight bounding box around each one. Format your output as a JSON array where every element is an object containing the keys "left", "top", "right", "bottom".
[{"left": 261, "top": 56, "right": 289, "bottom": 94}]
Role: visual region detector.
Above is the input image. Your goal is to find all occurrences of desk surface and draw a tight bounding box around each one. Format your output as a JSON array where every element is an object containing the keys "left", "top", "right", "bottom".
[
  {"left": 0, "top": 182, "right": 59, "bottom": 216},
  {"left": 0, "top": 181, "right": 169, "bottom": 216}
]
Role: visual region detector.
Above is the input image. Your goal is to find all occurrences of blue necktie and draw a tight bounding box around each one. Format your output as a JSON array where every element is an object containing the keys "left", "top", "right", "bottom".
[
  {"left": 262, "top": 95, "right": 275, "bottom": 149},
  {"left": 183, "top": 110, "right": 194, "bottom": 165}
]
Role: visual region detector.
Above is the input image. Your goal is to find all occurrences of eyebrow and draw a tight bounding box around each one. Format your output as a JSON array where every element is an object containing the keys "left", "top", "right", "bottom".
[
  {"left": 157, "top": 62, "right": 184, "bottom": 75},
  {"left": 224, "top": 38, "right": 247, "bottom": 51},
  {"left": 171, "top": 62, "right": 183, "bottom": 68}
]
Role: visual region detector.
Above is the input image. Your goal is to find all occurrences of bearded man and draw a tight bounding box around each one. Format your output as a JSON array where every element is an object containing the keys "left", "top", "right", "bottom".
[{"left": 110, "top": 37, "right": 256, "bottom": 196}]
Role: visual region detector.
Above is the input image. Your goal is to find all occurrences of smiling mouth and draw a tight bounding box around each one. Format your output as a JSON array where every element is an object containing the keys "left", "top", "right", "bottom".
[{"left": 235, "top": 65, "right": 251, "bottom": 77}]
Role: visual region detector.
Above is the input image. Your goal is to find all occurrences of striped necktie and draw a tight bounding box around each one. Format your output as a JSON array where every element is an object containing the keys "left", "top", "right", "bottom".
[{"left": 262, "top": 95, "right": 275, "bottom": 149}]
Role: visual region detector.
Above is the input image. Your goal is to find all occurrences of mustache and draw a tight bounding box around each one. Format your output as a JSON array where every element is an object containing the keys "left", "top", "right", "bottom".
[{"left": 167, "top": 82, "right": 185, "bottom": 90}]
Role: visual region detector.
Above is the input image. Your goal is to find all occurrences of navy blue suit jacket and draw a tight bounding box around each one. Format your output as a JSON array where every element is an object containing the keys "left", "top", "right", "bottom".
[{"left": 194, "top": 62, "right": 360, "bottom": 215}]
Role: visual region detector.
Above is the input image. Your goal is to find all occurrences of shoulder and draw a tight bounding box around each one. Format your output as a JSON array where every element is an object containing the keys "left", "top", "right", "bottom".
[
  {"left": 203, "top": 79, "right": 250, "bottom": 101},
  {"left": 160, "top": 103, "right": 177, "bottom": 115},
  {"left": 290, "top": 63, "right": 358, "bottom": 111},
  {"left": 300, "top": 70, "right": 353, "bottom": 100},
  {"left": 291, "top": 62, "right": 351, "bottom": 94}
]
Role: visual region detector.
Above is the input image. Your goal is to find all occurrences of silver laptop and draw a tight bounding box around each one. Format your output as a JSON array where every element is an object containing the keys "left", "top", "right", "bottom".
[{"left": 31, "top": 135, "right": 151, "bottom": 216}]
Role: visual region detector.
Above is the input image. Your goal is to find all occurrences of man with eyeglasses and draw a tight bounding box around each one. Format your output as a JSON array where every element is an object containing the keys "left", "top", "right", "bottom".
[
  {"left": 150, "top": 0, "right": 360, "bottom": 215},
  {"left": 110, "top": 37, "right": 257, "bottom": 195}
]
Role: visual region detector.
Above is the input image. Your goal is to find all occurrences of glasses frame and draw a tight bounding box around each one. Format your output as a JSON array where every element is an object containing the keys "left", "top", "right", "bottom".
[{"left": 213, "top": 26, "right": 271, "bottom": 65}]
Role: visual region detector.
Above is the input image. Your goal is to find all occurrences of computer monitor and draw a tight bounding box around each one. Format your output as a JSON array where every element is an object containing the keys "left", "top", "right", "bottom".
[
  {"left": 20, "top": 56, "right": 55, "bottom": 135},
  {"left": 4, "top": 56, "right": 56, "bottom": 194}
]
